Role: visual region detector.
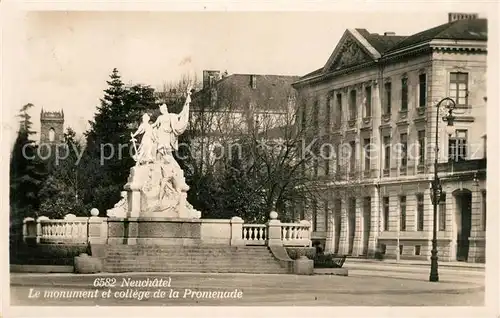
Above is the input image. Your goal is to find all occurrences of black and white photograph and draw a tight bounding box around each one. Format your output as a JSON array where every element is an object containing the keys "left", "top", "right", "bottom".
[{"left": 2, "top": 2, "right": 498, "bottom": 317}]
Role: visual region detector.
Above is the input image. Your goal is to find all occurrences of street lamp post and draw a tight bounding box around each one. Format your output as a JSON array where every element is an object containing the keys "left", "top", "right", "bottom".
[{"left": 429, "top": 97, "right": 456, "bottom": 282}]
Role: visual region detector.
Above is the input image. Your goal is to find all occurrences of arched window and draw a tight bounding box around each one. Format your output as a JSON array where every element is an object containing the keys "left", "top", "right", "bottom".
[{"left": 48, "top": 128, "right": 55, "bottom": 142}]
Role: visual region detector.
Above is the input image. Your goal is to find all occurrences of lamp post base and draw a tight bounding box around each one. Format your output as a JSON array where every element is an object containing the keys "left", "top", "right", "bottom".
[{"left": 429, "top": 249, "right": 439, "bottom": 282}]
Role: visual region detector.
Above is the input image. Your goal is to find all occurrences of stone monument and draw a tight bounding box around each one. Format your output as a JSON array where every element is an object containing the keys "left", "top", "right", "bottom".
[{"left": 107, "top": 85, "right": 201, "bottom": 219}]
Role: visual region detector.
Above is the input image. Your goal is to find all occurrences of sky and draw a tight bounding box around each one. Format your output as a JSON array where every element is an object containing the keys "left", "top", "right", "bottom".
[{"left": 4, "top": 8, "right": 491, "bottom": 143}]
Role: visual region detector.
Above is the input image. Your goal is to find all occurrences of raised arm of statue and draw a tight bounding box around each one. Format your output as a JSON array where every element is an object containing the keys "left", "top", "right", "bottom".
[{"left": 132, "top": 124, "right": 145, "bottom": 138}]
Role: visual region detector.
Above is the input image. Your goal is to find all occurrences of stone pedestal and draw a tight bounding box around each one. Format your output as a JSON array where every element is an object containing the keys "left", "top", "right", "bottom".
[{"left": 294, "top": 256, "right": 314, "bottom": 275}]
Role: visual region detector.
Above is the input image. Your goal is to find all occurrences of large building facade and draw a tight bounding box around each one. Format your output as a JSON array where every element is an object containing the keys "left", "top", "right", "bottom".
[{"left": 292, "top": 13, "right": 487, "bottom": 262}]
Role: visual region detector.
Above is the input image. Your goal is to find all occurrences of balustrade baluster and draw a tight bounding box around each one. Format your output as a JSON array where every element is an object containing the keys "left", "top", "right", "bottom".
[{"left": 65, "top": 223, "right": 71, "bottom": 237}]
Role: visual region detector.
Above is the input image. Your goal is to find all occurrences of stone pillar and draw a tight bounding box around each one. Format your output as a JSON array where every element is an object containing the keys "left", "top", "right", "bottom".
[
  {"left": 124, "top": 166, "right": 144, "bottom": 218},
  {"left": 352, "top": 197, "right": 363, "bottom": 256},
  {"left": 468, "top": 184, "right": 485, "bottom": 263},
  {"left": 338, "top": 199, "right": 349, "bottom": 255},
  {"left": 230, "top": 216, "right": 244, "bottom": 246},
  {"left": 267, "top": 211, "right": 283, "bottom": 246},
  {"left": 324, "top": 208, "right": 335, "bottom": 253},
  {"left": 300, "top": 220, "right": 312, "bottom": 247},
  {"left": 368, "top": 187, "right": 379, "bottom": 257},
  {"left": 88, "top": 209, "right": 108, "bottom": 244},
  {"left": 36, "top": 216, "right": 49, "bottom": 244},
  {"left": 422, "top": 186, "right": 434, "bottom": 260},
  {"left": 22, "top": 217, "right": 35, "bottom": 243}
]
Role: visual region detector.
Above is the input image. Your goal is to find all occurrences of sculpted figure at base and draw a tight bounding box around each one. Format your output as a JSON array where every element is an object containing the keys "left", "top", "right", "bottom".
[
  {"left": 111, "top": 84, "right": 201, "bottom": 219},
  {"left": 106, "top": 191, "right": 128, "bottom": 217}
]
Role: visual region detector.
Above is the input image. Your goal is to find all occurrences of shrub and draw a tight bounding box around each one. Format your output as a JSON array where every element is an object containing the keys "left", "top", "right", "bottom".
[
  {"left": 313, "top": 253, "right": 346, "bottom": 268},
  {"left": 286, "top": 247, "right": 316, "bottom": 260},
  {"left": 10, "top": 243, "right": 91, "bottom": 266},
  {"left": 374, "top": 251, "right": 385, "bottom": 261}
]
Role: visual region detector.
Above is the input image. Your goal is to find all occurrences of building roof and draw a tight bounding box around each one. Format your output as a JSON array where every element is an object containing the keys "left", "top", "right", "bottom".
[
  {"left": 193, "top": 73, "right": 300, "bottom": 112},
  {"left": 295, "top": 17, "right": 487, "bottom": 85},
  {"left": 386, "top": 18, "right": 487, "bottom": 53},
  {"left": 355, "top": 29, "right": 407, "bottom": 53}
]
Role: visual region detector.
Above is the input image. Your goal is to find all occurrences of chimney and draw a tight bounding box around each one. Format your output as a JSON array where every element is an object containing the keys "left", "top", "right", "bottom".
[
  {"left": 202, "top": 70, "right": 221, "bottom": 89},
  {"left": 448, "top": 12, "right": 478, "bottom": 23},
  {"left": 384, "top": 32, "right": 396, "bottom": 36},
  {"left": 251, "top": 75, "right": 257, "bottom": 89}
]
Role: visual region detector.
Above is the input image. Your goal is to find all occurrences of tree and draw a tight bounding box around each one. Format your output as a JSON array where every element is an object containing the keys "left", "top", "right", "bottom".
[
  {"left": 38, "top": 128, "right": 88, "bottom": 218},
  {"left": 177, "top": 76, "right": 313, "bottom": 222},
  {"left": 9, "top": 103, "right": 47, "bottom": 242},
  {"left": 80, "top": 69, "right": 159, "bottom": 213},
  {"left": 182, "top": 77, "right": 368, "bottom": 223}
]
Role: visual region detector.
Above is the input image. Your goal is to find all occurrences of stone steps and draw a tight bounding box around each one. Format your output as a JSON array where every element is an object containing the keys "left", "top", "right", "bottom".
[{"left": 102, "top": 245, "right": 289, "bottom": 274}]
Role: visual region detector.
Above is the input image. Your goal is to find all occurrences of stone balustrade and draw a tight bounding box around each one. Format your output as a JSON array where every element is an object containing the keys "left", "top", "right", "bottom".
[
  {"left": 22, "top": 211, "right": 312, "bottom": 248},
  {"left": 280, "top": 220, "right": 312, "bottom": 247},
  {"left": 242, "top": 224, "right": 267, "bottom": 245}
]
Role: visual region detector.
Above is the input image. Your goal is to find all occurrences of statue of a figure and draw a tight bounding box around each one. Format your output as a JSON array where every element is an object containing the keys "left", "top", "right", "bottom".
[
  {"left": 151, "top": 85, "right": 192, "bottom": 159},
  {"left": 131, "top": 113, "right": 156, "bottom": 165},
  {"left": 121, "top": 84, "right": 200, "bottom": 219}
]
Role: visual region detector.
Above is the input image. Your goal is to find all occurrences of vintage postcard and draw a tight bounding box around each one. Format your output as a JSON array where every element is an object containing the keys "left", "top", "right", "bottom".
[{"left": 1, "top": 1, "right": 498, "bottom": 317}]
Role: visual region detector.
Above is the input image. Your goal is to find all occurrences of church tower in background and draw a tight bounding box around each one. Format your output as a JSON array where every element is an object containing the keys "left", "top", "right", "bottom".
[{"left": 40, "top": 109, "right": 64, "bottom": 144}]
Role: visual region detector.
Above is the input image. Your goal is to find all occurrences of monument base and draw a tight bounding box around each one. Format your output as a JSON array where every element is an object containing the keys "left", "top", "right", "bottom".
[
  {"left": 106, "top": 217, "right": 207, "bottom": 246},
  {"left": 108, "top": 162, "right": 201, "bottom": 220}
]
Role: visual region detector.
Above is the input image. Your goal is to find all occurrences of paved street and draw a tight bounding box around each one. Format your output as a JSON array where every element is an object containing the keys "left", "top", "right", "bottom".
[{"left": 10, "top": 264, "right": 484, "bottom": 306}]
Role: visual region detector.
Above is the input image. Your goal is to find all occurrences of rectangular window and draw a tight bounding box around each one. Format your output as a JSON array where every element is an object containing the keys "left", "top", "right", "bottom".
[
  {"left": 336, "top": 93, "right": 342, "bottom": 126},
  {"left": 363, "top": 197, "right": 371, "bottom": 216},
  {"left": 384, "top": 136, "right": 391, "bottom": 170},
  {"left": 419, "top": 73, "right": 427, "bottom": 107},
  {"left": 335, "top": 144, "right": 341, "bottom": 177},
  {"left": 349, "top": 90, "right": 357, "bottom": 120},
  {"left": 401, "top": 78, "right": 408, "bottom": 111},
  {"left": 364, "top": 138, "right": 371, "bottom": 172},
  {"left": 399, "top": 245, "right": 403, "bottom": 255},
  {"left": 482, "top": 191, "right": 487, "bottom": 231},
  {"left": 417, "top": 193, "right": 424, "bottom": 231},
  {"left": 418, "top": 130, "right": 426, "bottom": 165},
  {"left": 380, "top": 244, "right": 387, "bottom": 255},
  {"left": 449, "top": 130, "right": 468, "bottom": 161},
  {"left": 324, "top": 201, "right": 329, "bottom": 232},
  {"left": 301, "top": 105, "right": 307, "bottom": 131},
  {"left": 384, "top": 82, "right": 392, "bottom": 114},
  {"left": 400, "top": 196, "right": 407, "bottom": 231},
  {"left": 335, "top": 199, "right": 342, "bottom": 220},
  {"left": 325, "top": 95, "right": 332, "bottom": 133},
  {"left": 313, "top": 100, "right": 319, "bottom": 135},
  {"left": 364, "top": 86, "right": 372, "bottom": 117},
  {"left": 350, "top": 141, "right": 356, "bottom": 173},
  {"left": 313, "top": 156, "right": 319, "bottom": 177},
  {"left": 438, "top": 193, "right": 446, "bottom": 231},
  {"left": 383, "top": 196, "right": 390, "bottom": 231},
  {"left": 449, "top": 72, "right": 469, "bottom": 107},
  {"left": 415, "top": 245, "right": 421, "bottom": 256},
  {"left": 324, "top": 145, "right": 331, "bottom": 176},
  {"left": 312, "top": 200, "right": 318, "bottom": 232},
  {"left": 400, "top": 133, "right": 408, "bottom": 167}
]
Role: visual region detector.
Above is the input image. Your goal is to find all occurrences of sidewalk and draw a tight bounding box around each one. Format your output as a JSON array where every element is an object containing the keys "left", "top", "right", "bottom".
[{"left": 344, "top": 257, "right": 485, "bottom": 269}]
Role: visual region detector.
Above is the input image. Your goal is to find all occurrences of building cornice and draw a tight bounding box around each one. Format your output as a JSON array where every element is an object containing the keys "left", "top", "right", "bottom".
[
  {"left": 292, "top": 61, "right": 377, "bottom": 88},
  {"left": 294, "top": 38, "right": 486, "bottom": 90}
]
